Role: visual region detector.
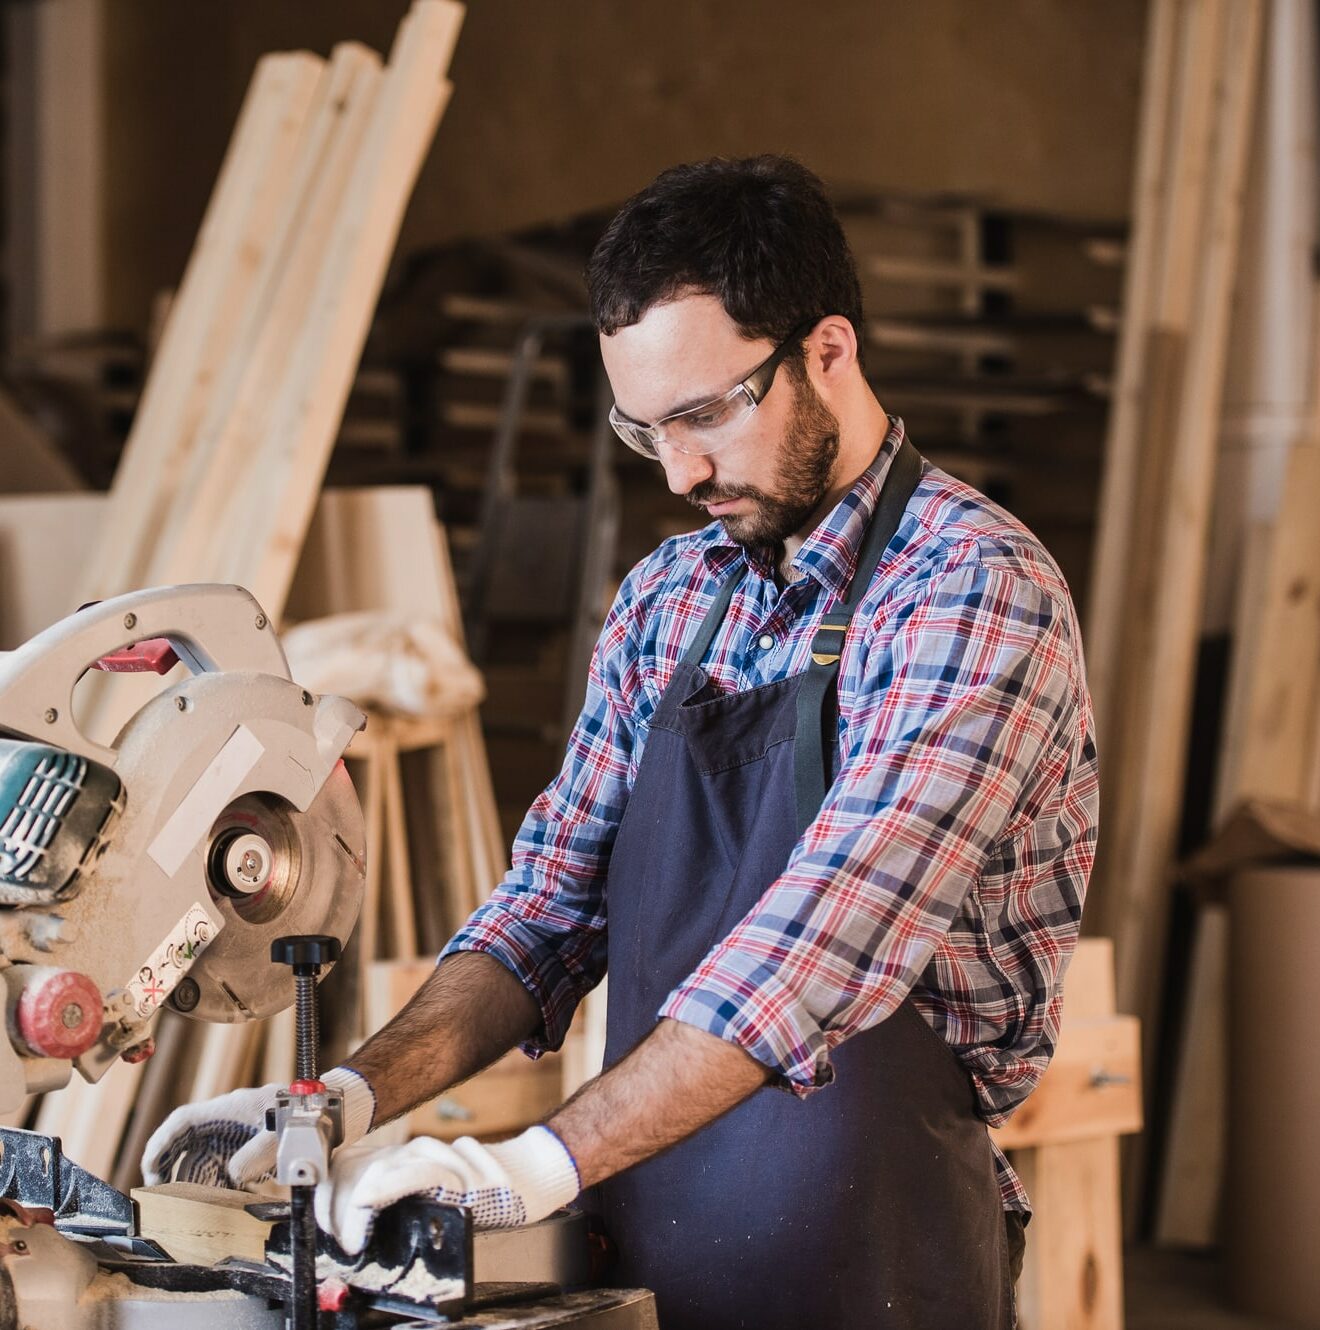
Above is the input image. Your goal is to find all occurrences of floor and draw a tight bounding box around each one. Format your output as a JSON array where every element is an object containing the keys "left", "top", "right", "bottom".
[{"left": 1125, "top": 1247, "right": 1300, "bottom": 1329}]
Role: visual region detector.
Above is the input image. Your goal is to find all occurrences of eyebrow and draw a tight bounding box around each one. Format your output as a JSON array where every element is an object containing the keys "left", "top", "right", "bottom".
[{"left": 615, "top": 367, "right": 756, "bottom": 429}]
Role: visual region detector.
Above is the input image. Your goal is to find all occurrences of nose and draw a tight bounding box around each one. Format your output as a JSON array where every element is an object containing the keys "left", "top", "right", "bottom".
[{"left": 657, "top": 442, "right": 714, "bottom": 496}]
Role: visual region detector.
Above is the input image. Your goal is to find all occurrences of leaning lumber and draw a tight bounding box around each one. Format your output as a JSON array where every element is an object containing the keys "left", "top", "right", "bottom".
[
  {"left": 1084, "top": 0, "right": 1183, "bottom": 734},
  {"left": 212, "top": 2, "right": 464, "bottom": 622},
  {"left": 77, "top": 51, "right": 324, "bottom": 606},
  {"left": 1085, "top": 0, "right": 1263, "bottom": 1021},
  {"left": 147, "top": 41, "right": 385, "bottom": 588},
  {"left": 1084, "top": 0, "right": 1264, "bottom": 1237}
]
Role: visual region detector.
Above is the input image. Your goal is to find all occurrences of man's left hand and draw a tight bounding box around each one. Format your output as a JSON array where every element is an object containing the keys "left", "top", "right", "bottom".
[{"left": 314, "top": 1126, "right": 580, "bottom": 1255}]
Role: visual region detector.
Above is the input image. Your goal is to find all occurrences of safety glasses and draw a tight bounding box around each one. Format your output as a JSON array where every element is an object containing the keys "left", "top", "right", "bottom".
[{"left": 608, "top": 318, "right": 820, "bottom": 459}]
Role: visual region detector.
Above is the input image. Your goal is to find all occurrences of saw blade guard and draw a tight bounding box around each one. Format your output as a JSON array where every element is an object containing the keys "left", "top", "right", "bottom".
[{"left": 0, "top": 586, "right": 367, "bottom": 1096}]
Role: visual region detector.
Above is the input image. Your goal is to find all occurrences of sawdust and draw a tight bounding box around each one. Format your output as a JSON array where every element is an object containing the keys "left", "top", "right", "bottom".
[
  {"left": 267, "top": 1247, "right": 464, "bottom": 1305},
  {"left": 84, "top": 1269, "right": 249, "bottom": 1303}
]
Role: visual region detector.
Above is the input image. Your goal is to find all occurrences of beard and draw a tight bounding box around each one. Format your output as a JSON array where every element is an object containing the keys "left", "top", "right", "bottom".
[{"left": 686, "top": 361, "right": 841, "bottom": 561}]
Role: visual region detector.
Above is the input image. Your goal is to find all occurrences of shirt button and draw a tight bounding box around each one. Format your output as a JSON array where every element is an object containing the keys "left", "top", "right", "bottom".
[{"left": 758, "top": 634, "right": 774, "bottom": 650}]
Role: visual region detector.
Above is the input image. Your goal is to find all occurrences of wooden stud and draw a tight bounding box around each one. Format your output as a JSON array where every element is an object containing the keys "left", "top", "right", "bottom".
[
  {"left": 1013, "top": 1137, "right": 1125, "bottom": 1330},
  {"left": 217, "top": 3, "right": 465, "bottom": 623},
  {"left": 147, "top": 42, "right": 384, "bottom": 591},
  {"left": 77, "top": 50, "right": 324, "bottom": 606},
  {"left": 132, "top": 1183, "right": 271, "bottom": 1267}
]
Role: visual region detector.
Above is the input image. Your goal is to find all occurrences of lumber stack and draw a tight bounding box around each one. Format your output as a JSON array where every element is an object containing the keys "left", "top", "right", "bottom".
[
  {"left": 26, "top": 3, "right": 465, "bottom": 1185},
  {"left": 76, "top": 2, "right": 462, "bottom": 623},
  {"left": 1081, "top": 0, "right": 1265, "bottom": 1225},
  {"left": 1084, "top": 0, "right": 1320, "bottom": 1249},
  {"left": 1086, "top": 0, "right": 1264, "bottom": 1014}
]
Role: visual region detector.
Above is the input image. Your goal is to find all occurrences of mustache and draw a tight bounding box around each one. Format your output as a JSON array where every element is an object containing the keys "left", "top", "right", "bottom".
[{"left": 685, "top": 481, "right": 767, "bottom": 508}]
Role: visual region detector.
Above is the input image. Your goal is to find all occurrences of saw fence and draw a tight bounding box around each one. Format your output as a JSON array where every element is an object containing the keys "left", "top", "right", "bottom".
[{"left": 0, "top": 2, "right": 496, "bottom": 1187}]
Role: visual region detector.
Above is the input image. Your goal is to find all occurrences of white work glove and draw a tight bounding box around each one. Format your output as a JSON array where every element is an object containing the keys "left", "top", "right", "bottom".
[
  {"left": 315, "top": 1126, "right": 580, "bottom": 1256},
  {"left": 141, "top": 1067, "right": 375, "bottom": 1188}
]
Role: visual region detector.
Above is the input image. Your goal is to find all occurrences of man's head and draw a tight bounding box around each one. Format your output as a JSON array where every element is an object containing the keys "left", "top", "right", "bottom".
[{"left": 587, "top": 156, "right": 875, "bottom": 559}]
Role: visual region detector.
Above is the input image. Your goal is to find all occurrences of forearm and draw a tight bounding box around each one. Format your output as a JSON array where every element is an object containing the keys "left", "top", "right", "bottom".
[
  {"left": 546, "top": 1017, "right": 770, "bottom": 1189},
  {"left": 343, "top": 951, "right": 540, "bottom": 1126}
]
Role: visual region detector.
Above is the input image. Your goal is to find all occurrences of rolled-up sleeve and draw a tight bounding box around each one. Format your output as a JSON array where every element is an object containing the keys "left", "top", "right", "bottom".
[
  {"left": 658, "top": 559, "right": 1082, "bottom": 1094},
  {"left": 440, "top": 571, "right": 643, "bottom": 1054}
]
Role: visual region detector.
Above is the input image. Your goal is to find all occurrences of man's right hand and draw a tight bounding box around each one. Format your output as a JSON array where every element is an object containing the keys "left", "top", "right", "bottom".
[{"left": 140, "top": 1067, "right": 375, "bottom": 1188}]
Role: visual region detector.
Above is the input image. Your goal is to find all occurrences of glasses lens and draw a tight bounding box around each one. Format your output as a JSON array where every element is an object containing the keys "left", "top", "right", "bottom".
[
  {"left": 609, "top": 408, "right": 661, "bottom": 459},
  {"left": 664, "top": 386, "right": 756, "bottom": 456}
]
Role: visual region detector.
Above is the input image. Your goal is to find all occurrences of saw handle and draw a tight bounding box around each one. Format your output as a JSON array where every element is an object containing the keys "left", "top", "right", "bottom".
[
  {"left": 0, "top": 584, "right": 290, "bottom": 765},
  {"left": 90, "top": 639, "right": 181, "bottom": 675}
]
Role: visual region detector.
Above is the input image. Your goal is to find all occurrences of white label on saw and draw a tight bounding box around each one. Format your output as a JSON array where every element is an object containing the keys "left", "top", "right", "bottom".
[
  {"left": 147, "top": 724, "right": 265, "bottom": 877},
  {"left": 125, "top": 903, "right": 216, "bottom": 1018}
]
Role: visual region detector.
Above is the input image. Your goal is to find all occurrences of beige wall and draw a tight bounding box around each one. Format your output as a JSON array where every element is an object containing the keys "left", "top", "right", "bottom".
[{"left": 101, "top": 0, "right": 1146, "bottom": 329}]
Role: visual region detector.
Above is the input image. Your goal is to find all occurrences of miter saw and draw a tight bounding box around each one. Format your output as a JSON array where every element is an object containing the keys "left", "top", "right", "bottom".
[{"left": 0, "top": 585, "right": 655, "bottom": 1329}]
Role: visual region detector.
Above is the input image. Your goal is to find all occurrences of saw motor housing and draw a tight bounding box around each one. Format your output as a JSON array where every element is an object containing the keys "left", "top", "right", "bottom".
[{"left": 0, "top": 585, "right": 367, "bottom": 1110}]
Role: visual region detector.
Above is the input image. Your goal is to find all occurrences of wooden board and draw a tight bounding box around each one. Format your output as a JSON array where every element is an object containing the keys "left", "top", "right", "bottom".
[
  {"left": 214, "top": 3, "right": 463, "bottom": 624},
  {"left": 77, "top": 49, "right": 324, "bottom": 606},
  {"left": 132, "top": 1182, "right": 270, "bottom": 1266},
  {"left": 146, "top": 42, "right": 384, "bottom": 592},
  {"left": 991, "top": 1017, "right": 1142, "bottom": 1151},
  {"left": 1013, "top": 1137, "right": 1124, "bottom": 1330},
  {"left": 1217, "top": 443, "right": 1320, "bottom": 807}
]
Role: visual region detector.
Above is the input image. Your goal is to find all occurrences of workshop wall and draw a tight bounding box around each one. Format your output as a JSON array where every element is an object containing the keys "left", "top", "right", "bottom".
[{"left": 101, "top": 0, "right": 1146, "bottom": 331}]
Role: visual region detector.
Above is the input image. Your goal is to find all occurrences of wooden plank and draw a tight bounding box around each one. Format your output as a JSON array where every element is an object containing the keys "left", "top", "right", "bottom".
[
  {"left": 260, "top": 1007, "right": 298, "bottom": 1087},
  {"left": 353, "top": 733, "right": 387, "bottom": 969},
  {"left": 381, "top": 737, "right": 419, "bottom": 958},
  {"left": 77, "top": 50, "right": 324, "bottom": 605},
  {"left": 113, "top": 1009, "right": 195, "bottom": 1192},
  {"left": 1013, "top": 1137, "right": 1124, "bottom": 1330},
  {"left": 1154, "top": 902, "right": 1228, "bottom": 1245},
  {"left": 189, "top": 1022, "right": 263, "bottom": 1104},
  {"left": 1107, "top": 0, "right": 1263, "bottom": 1002},
  {"left": 1059, "top": 938, "right": 1117, "bottom": 1021},
  {"left": 990, "top": 1017, "right": 1142, "bottom": 1151},
  {"left": 132, "top": 1182, "right": 270, "bottom": 1266},
  {"left": 1086, "top": 0, "right": 1195, "bottom": 748},
  {"left": 145, "top": 42, "right": 384, "bottom": 591},
  {"left": 286, "top": 487, "right": 449, "bottom": 624},
  {"left": 213, "top": 1, "right": 465, "bottom": 624},
  {"left": 1219, "top": 441, "right": 1320, "bottom": 805}
]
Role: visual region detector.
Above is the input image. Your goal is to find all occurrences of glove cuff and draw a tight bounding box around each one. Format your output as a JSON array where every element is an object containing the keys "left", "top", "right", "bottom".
[
  {"left": 485, "top": 1126, "right": 580, "bottom": 1224},
  {"left": 325, "top": 1066, "right": 375, "bottom": 1144}
]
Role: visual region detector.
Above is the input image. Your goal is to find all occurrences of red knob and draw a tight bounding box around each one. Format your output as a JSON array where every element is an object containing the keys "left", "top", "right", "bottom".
[
  {"left": 121, "top": 1037, "right": 156, "bottom": 1065},
  {"left": 288, "top": 1078, "right": 326, "bottom": 1096},
  {"left": 16, "top": 969, "right": 102, "bottom": 1059},
  {"left": 318, "top": 1277, "right": 350, "bottom": 1312}
]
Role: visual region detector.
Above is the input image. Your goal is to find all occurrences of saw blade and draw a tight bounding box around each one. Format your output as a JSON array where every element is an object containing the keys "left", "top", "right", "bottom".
[{"left": 176, "top": 760, "right": 365, "bottom": 1024}]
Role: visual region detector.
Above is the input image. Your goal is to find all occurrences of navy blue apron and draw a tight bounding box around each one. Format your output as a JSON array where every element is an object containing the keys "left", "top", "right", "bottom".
[{"left": 585, "top": 440, "right": 1013, "bottom": 1329}]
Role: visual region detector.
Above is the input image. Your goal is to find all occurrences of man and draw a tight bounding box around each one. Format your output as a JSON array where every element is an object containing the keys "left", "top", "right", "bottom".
[{"left": 146, "top": 156, "right": 1098, "bottom": 1329}]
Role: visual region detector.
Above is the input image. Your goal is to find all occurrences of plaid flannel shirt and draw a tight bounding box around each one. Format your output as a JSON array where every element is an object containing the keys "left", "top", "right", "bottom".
[{"left": 442, "top": 417, "right": 1100, "bottom": 1212}]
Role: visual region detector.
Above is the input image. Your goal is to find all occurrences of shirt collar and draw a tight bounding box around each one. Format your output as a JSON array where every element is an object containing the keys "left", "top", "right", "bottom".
[{"left": 701, "top": 415, "right": 908, "bottom": 599}]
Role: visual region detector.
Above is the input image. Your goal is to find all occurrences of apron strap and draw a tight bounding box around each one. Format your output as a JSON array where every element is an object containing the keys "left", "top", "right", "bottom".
[
  {"left": 680, "top": 567, "right": 743, "bottom": 668},
  {"left": 792, "top": 438, "right": 924, "bottom": 835}
]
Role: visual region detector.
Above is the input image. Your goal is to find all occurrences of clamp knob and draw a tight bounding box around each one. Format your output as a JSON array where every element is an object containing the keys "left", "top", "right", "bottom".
[{"left": 271, "top": 935, "right": 341, "bottom": 974}]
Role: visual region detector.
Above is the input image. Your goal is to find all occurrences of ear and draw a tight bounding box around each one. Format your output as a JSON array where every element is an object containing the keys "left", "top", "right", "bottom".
[{"left": 808, "top": 315, "right": 858, "bottom": 383}]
